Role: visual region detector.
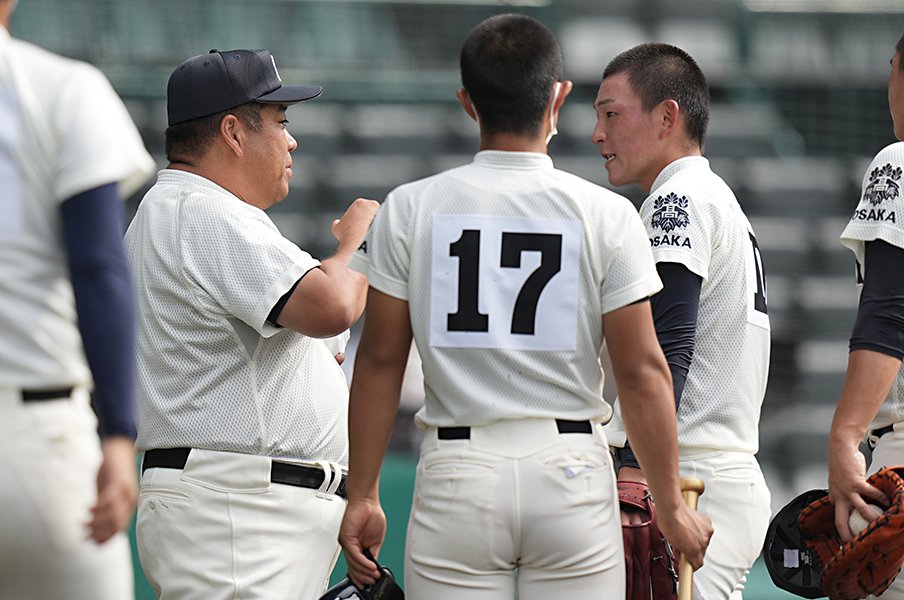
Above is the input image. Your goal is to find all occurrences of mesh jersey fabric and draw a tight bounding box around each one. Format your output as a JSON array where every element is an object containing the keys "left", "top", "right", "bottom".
[
  {"left": 841, "top": 141, "right": 904, "bottom": 429},
  {"left": 608, "top": 157, "right": 770, "bottom": 453},
  {"left": 350, "top": 150, "right": 662, "bottom": 428},
  {"left": 0, "top": 27, "right": 155, "bottom": 389},
  {"left": 126, "top": 170, "right": 349, "bottom": 462}
]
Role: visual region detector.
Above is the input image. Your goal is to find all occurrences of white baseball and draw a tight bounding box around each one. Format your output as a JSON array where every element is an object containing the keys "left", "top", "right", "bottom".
[{"left": 848, "top": 504, "right": 884, "bottom": 534}]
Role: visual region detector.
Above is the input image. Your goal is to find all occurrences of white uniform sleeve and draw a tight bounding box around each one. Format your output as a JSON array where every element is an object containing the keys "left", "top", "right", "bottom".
[
  {"left": 53, "top": 63, "right": 155, "bottom": 203},
  {"left": 841, "top": 142, "right": 904, "bottom": 265},
  {"left": 600, "top": 207, "right": 663, "bottom": 314},
  {"left": 640, "top": 187, "right": 720, "bottom": 279},
  {"left": 352, "top": 193, "right": 410, "bottom": 300},
  {"left": 180, "top": 197, "right": 320, "bottom": 336}
]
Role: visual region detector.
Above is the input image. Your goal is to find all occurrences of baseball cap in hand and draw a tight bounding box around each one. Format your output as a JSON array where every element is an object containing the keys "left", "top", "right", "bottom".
[{"left": 167, "top": 49, "right": 322, "bottom": 126}]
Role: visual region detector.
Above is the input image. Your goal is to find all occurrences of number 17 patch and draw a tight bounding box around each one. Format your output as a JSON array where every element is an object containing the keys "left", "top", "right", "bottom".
[{"left": 430, "top": 215, "right": 582, "bottom": 350}]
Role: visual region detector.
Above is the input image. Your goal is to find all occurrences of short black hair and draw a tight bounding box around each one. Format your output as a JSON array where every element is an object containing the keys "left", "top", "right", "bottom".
[
  {"left": 603, "top": 43, "right": 710, "bottom": 148},
  {"left": 460, "top": 13, "right": 562, "bottom": 137},
  {"left": 165, "top": 102, "right": 264, "bottom": 163}
]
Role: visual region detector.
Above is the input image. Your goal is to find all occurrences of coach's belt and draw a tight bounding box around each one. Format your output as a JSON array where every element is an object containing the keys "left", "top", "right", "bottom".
[
  {"left": 21, "top": 387, "right": 74, "bottom": 402},
  {"left": 141, "top": 448, "right": 347, "bottom": 498},
  {"left": 438, "top": 419, "right": 593, "bottom": 440},
  {"left": 866, "top": 424, "right": 896, "bottom": 449}
]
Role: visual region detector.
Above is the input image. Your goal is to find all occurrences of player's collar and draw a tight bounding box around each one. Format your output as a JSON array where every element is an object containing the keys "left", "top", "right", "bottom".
[
  {"left": 473, "top": 150, "right": 553, "bottom": 171},
  {"left": 650, "top": 156, "right": 709, "bottom": 194}
]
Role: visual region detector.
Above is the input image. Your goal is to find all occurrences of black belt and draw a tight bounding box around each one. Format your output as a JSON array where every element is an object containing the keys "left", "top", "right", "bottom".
[
  {"left": 438, "top": 419, "right": 593, "bottom": 440},
  {"left": 22, "top": 387, "right": 74, "bottom": 402},
  {"left": 141, "top": 448, "right": 347, "bottom": 499},
  {"left": 868, "top": 424, "right": 895, "bottom": 449}
]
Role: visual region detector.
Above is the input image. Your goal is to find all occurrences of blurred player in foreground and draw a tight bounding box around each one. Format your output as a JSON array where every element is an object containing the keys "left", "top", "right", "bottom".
[
  {"left": 126, "top": 49, "right": 378, "bottom": 598},
  {"left": 0, "top": 0, "right": 156, "bottom": 596},
  {"left": 339, "top": 14, "right": 711, "bottom": 599},
  {"left": 827, "top": 29, "right": 904, "bottom": 600},
  {"left": 593, "top": 44, "right": 772, "bottom": 599}
]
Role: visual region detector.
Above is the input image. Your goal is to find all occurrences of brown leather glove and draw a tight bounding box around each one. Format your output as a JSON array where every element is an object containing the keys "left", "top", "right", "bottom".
[
  {"left": 798, "top": 466, "right": 904, "bottom": 600},
  {"left": 619, "top": 481, "right": 679, "bottom": 600}
]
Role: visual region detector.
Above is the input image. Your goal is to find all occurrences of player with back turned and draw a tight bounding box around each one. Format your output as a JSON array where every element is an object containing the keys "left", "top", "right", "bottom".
[
  {"left": 0, "top": 0, "right": 156, "bottom": 597},
  {"left": 593, "top": 44, "right": 772, "bottom": 599},
  {"left": 826, "top": 29, "right": 904, "bottom": 600},
  {"left": 339, "top": 14, "right": 711, "bottom": 600}
]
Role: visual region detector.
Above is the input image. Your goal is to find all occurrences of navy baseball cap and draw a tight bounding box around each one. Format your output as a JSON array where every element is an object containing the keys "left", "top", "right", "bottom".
[{"left": 167, "top": 49, "right": 322, "bottom": 126}]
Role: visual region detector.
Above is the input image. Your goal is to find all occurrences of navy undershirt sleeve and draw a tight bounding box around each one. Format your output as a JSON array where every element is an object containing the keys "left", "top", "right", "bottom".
[
  {"left": 617, "top": 262, "right": 702, "bottom": 471},
  {"left": 849, "top": 240, "right": 904, "bottom": 360},
  {"left": 60, "top": 183, "right": 137, "bottom": 439}
]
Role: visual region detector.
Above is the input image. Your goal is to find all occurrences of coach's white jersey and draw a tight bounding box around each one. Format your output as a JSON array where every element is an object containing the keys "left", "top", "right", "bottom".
[
  {"left": 350, "top": 151, "right": 662, "bottom": 428},
  {"left": 613, "top": 157, "right": 770, "bottom": 453},
  {"left": 0, "top": 27, "right": 155, "bottom": 389},
  {"left": 126, "top": 170, "right": 349, "bottom": 462},
  {"left": 841, "top": 141, "right": 904, "bottom": 428}
]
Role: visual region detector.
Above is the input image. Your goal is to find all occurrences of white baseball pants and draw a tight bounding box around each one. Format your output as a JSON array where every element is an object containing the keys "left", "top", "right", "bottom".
[
  {"left": 0, "top": 387, "right": 133, "bottom": 600},
  {"left": 136, "top": 448, "right": 346, "bottom": 600},
  {"left": 404, "top": 418, "right": 624, "bottom": 600},
  {"left": 678, "top": 449, "right": 771, "bottom": 600}
]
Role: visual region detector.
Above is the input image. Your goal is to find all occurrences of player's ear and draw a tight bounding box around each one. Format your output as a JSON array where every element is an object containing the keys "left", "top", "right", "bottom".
[
  {"left": 219, "top": 113, "right": 244, "bottom": 157},
  {"left": 658, "top": 99, "right": 680, "bottom": 140},
  {"left": 456, "top": 88, "right": 479, "bottom": 124},
  {"left": 552, "top": 80, "right": 573, "bottom": 115}
]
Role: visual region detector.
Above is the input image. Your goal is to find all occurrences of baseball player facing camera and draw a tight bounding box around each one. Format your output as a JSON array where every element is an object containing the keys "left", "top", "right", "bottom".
[
  {"left": 0, "top": 0, "right": 156, "bottom": 597},
  {"left": 126, "top": 48, "right": 378, "bottom": 599},
  {"left": 594, "top": 44, "right": 772, "bottom": 599},
  {"left": 340, "top": 13, "right": 711, "bottom": 600},
  {"left": 824, "top": 29, "right": 904, "bottom": 600}
]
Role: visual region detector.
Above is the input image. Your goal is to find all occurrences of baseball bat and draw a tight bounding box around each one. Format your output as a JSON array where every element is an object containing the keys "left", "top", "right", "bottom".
[{"left": 678, "top": 477, "right": 705, "bottom": 600}]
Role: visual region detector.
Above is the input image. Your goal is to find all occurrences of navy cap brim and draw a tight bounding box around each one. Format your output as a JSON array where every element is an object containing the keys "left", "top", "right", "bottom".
[{"left": 257, "top": 85, "right": 323, "bottom": 105}]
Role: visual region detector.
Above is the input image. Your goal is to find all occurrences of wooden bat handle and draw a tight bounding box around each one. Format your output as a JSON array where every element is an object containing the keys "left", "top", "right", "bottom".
[{"left": 678, "top": 477, "right": 705, "bottom": 600}]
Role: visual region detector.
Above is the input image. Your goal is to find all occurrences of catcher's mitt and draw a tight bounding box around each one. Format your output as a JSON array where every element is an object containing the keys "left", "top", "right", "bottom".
[
  {"left": 619, "top": 481, "right": 678, "bottom": 600},
  {"left": 797, "top": 465, "right": 904, "bottom": 600}
]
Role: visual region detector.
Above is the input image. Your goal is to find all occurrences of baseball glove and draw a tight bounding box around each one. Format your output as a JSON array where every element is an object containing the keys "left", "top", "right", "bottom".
[
  {"left": 797, "top": 465, "right": 904, "bottom": 600},
  {"left": 619, "top": 481, "right": 678, "bottom": 600}
]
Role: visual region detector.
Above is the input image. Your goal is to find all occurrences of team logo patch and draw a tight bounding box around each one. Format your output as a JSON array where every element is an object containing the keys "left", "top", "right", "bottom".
[
  {"left": 650, "top": 193, "right": 691, "bottom": 233},
  {"left": 864, "top": 163, "right": 902, "bottom": 206}
]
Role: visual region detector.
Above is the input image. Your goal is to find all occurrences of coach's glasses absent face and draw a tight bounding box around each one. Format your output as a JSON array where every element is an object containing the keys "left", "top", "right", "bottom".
[
  {"left": 245, "top": 103, "right": 298, "bottom": 209},
  {"left": 890, "top": 51, "right": 904, "bottom": 141},
  {"left": 592, "top": 72, "right": 664, "bottom": 193}
]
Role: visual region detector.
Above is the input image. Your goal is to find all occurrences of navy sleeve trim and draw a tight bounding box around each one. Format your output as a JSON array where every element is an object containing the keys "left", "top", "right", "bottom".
[
  {"left": 619, "top": 262, "right": 701, "bottom": 473},
  {"left": 61, "top": 183, "right": 137, "bottom": 439},
  {"left": 267, "top": 278, "right": 301, "bottom": 327},
  {"left": 849, "top": 240, "right": 904, "bottom": 361}
]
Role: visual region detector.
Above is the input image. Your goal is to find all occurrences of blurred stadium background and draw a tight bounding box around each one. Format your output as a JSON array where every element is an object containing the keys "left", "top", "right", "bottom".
[{"left": 9, "top": 0, "right": 903, "bottom": 597}]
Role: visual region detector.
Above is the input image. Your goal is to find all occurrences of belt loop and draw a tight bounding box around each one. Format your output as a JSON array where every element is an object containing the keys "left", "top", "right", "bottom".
[
  {"left": 325, "top": 462, "right": 342, "bottom": 497},
  {"left": 315, "top": 460, "right": 335, "bottom": 501}
]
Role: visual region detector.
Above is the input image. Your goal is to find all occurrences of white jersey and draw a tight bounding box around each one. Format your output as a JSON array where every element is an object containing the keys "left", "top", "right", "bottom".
[
  {"left": 0, "top": 26, "right": 155, "bottom": 389},
  {"left": 125, "top": 170, "right": 349, "bottom": 462},
  {"left": 611, "top": 157, "right": 770, "bottom": 453},
  {"left": 841, "top": 141, "right": 904, "bottom": 428},
  {"left": 350, "top": 151, "right": 662, "bottom": 428}
]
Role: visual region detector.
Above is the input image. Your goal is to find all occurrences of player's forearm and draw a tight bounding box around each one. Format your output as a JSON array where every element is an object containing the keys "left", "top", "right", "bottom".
[
  {"left": 346, "top": 360, "right": 405, "bottom": 501},
  {"left": 830, "top": 349, "right": 901, "bottom": 448},
  {"left": 618, "top": 369, "right": 683, "bottom": 512}
]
